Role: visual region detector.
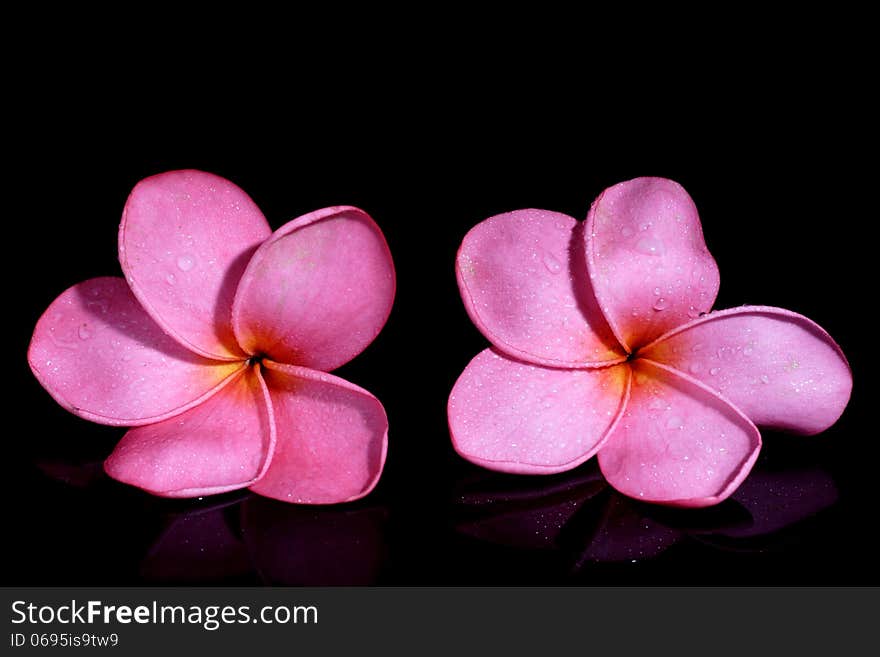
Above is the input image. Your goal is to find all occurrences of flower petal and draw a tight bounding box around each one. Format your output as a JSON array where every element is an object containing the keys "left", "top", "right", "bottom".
[
  {"left": 640, "top": 306, "right": 852, "bottom": 434},
  {"left": 28, "top": 277, "right": 243, "bottom": 426},
  {"left": 585, "top": 177, "right": 720, "bottom": 351},
  {"left": 119, "top": 170, "right": 272, "bottom": 360},
  {"left": 457, "top": 209, "right": 624, "bottom": 367},
  {"left": 249, "top": 361, "right": 388, "bottom": 504},
  {"left": 104, "top": 366, "right": 275, "bottom": 497},
  {"left": 232, "top": 206, "right": 395, "bottom": 371},
  {"left": 597, "top": 359, "right": 761, "bottom": 507},
  {"left": 448, "top": 348, "right": 630, "bottom": 474}
]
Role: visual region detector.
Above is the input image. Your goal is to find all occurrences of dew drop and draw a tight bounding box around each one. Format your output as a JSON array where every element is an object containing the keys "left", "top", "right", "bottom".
[
  {"left": 743, "top": 345, "right": 754, "bottom": 356},
  {"left": 165, "top": 273, "right": 176, "bottom": 285},
  {"left": 687, "top": 306, "right": 700, "bottom": 318},
  {"left": 177, "top": 254, "right": 195, "bottom": 271},
  {"left": 78, "top": 324, "right": 92, "bottom": 340},
  {"left": 666, "top": 416, "right": 684, "bottom": 430},
  {"left": 648, "top": 398, "right": 666, "bottom": 411},
  {"left": 636, "top": 236, "right": 665, "bottom": 256},
  {"left": 709, "top": 367, "right": 720, "bottom": 376},
  {"left": 689, "top": 362, "right": 704, "bottom": 375},
  {"left": 652, "top": 297, "right": 668, "bottom": 311},
  {"left": 760, "top": 374, "right": 770, "bottom": 384},
  {"left": 653, "top": 286, "right": 661, "bottom": 296},
  {"left": 543, "top": 251, "right": 562, "bottom": 274}
]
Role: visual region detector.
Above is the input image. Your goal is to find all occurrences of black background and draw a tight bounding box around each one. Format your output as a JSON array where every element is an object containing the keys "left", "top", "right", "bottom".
[{"left": 6, "top": 42, "right": 875, "bottom": 586}]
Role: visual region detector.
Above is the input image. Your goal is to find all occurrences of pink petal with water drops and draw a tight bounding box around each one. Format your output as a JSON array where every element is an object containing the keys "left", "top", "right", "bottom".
[
  {"left": 119, "top": 170, "right": 272, "bottom": 360},
  {"left": 448, "top": 348, "right": 630, "bottom": 474},
  {"left": 641, "top": 306, "right": 852, "bottom": 434},
  {"left": 457, "top": 209, "right": 624, "bottom": 367},
  {"left": 597, "top": 359, "right": 761, "bottom": 508},
  {"left": 232, "top": 206, "right": 395, "bottom": 371},
  {"left": 28, "top": 277, "right": 244, "bottom": 426},
  {"left": 249, "top": 361, "right": 388, "bottom": 504},
  {"left": 104, "top": 366, "right": 275, "bottom": 497},
  {"left": 584, "top": 177, "right": 720, "bottom": 351}
]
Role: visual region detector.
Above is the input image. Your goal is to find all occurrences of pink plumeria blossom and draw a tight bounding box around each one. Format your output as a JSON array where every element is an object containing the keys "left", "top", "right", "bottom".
[
  {"left": 449, "top": 177, "right": 852, "bottom": 507},
  {"left": 29, "top": 170, "right": 395, "bottom": 504}
]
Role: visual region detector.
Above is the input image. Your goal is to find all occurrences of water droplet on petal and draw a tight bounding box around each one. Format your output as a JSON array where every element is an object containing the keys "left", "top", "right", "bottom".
[
  {"left": 652, "top": 297, "right": 668, "bottom": 311},
  {"left": 636, "top": 236, "right": 665, "bottom": 256},
  {"left": 542, "top": 251, "right": 562, "bottom": 274},
  {"left": 666, "top": 416, "right": 684, "bottom": 430},
  {"left": 709, "top": 367, "right": 720, "bottom": 376},
  {"left": 165, "top": 273, "right": 176, "bottom": 285},
  {"left": 653, "top": 286, "right": 661, "bottom": 295},
  {"left": 689, "top": 362, "right": 703, "bottom": 375},
  {"left": 760, "top": 374, "right": 770, "bottom": 384},
  {"left": 743, "top": 345, "right": 754, "bottom": 356},
  {"left": 177, "top": 254, "right": 195, "bottom": 271},
  {"left": 86, "top": 298, "right": 110, "bottom": 314},
  {"left": 78, "top": 324, "right": 92, "bottom": 340},
  {"left": 687, "top": 306, "right": 700, "bottom": 318}
]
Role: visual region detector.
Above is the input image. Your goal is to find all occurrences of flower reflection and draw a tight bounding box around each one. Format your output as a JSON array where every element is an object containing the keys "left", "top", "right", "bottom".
[
  {"left": 136, "top": 496, "right": 388, "bottom": 584},
  {"left": 240, "top": 498, "right": 388, "bottom": 585},
  {"left": 454, "top": 470, "right": 607, "bottom": 550},
  {"left": 35, "top": 456, "right": 389, "bottom": 585},
  {"left": 34, "top": 445, "right": 837, "bottom": 584},
  {"left": 35, "top": 458, "right": 105, "bottom": 489},
  {"left": 454, "top": 455, "right": 838, "bottom": 566},
  {"left": 140, "top": 496, "right": 252, "bottom": 582}
]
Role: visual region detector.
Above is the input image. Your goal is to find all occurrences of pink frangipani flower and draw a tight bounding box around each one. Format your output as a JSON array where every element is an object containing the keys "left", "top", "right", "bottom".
[
  {"left": 449, "top": 177, "right": 851, "bottom": 507},
  {"left": 29, "top": 170, "right": 395, "bottom": 504}
]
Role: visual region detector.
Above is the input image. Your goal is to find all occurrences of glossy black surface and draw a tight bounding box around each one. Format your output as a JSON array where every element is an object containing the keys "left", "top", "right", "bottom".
[{"left": 8, "top": 88, "right": 872, "bottom": 585}]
